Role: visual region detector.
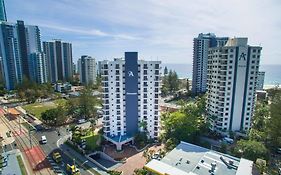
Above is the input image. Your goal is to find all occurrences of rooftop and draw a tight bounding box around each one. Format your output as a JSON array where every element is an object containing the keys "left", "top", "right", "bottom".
[
  {"left": 145, "top": 141, "right": 254, "bottom": 175},
  {"left": 7, "top": 108, "right": 20, "bottom": 115}
]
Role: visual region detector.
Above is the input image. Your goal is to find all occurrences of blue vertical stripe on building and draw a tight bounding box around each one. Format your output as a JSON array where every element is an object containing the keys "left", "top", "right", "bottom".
[
  {"left": 229, "top": 47, "right": 239, "bottom": 131},
  {"left": 124, "top": 52, "right": 139, "bottom": 137},
  {"left": 240, "top": 47, "right": 251, "bottom": 130}
]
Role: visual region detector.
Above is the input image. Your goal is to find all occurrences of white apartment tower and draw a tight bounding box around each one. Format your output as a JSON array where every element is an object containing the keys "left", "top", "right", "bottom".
[
  {"left": 101, "top": 52, "right": 161, "bottom": 150},
  {"left": 78, "top": 55, "right": 97, "bottom": 85},
  {"left": 256, "top": 71, "right": 265, "bottom": 90},
  {"left": 207, "top": 38, "right": 262, "bottom": 132}
]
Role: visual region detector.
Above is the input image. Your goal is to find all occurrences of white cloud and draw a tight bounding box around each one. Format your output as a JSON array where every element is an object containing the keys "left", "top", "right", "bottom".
[{"left": 7, "top": 0, "right": 281, "bottom": 64}]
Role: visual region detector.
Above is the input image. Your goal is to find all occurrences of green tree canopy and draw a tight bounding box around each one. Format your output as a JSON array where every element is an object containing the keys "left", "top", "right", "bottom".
[
  {"left": 233, "top": 139, "right": 267, "bottom": 161},
  {"left": 41, "top": 107, "right": 66, "bottom": 126},
  {"left": 161, "top": 69, "right": 180, "bottom": 96},
  {"left": 267, "top": 93, "right": 281, "bottom": 147},
  {"left": 66, "top": 87, "right": 100, "bottom": 124},
  {"left": 161, "top": 100, "right": 207, "bottom": 146}
]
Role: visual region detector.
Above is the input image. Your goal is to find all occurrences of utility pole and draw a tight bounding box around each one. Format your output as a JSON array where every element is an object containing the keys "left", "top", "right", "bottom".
[
  {"left": 18, "top": 115, "right": 21, "bottom": 133},
  {"left": 29, "top": 127, "right": 32, "bottom": 148}
]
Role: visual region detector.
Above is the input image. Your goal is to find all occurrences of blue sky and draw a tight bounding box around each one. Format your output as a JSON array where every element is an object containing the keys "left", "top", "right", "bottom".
[{"left": 6, "top": 0, "right": 281, "bottom": 64}]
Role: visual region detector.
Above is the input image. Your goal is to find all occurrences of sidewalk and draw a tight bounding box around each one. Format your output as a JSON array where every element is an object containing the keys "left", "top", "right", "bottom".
[{"left": 60, "top": 143, "right": 109, "bottom": 175}]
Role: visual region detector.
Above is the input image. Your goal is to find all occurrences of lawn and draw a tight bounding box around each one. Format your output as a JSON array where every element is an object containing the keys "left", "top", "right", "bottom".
[
  {"left": 22, "top": 99, "right": 66, "bottom": 119},
  {"left": 81, "top": 133, "right": 101, "bottom": 151},
  {"left": 17, "top": 155, "right": 28, "bottom": 175}
]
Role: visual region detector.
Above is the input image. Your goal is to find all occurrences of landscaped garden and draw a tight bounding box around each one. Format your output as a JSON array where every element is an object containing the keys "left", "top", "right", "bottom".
[{"left": 70, "top": 126, "right": 102, "bottom": 152}]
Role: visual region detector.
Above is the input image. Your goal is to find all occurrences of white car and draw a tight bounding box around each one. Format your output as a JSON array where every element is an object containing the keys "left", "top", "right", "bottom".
[
  {"left": 77, "top": 119, "right": 86, "bottom": 124},
  {"left": 41, "top": 135, "right": 47, "bottom": 144}
]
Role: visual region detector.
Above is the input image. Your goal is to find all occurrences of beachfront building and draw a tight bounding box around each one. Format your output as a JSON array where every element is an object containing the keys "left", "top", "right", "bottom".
[
  {"left": 206, "top": 38, "right": 262, "bottom": 132},
  {"left": 77, "top": 55, "right": 97, "bottom": 85},
  {"left": 145, "top": 141, "right": 255, "bottom": 175},
  {"left": 101, "top": 52, "right": 161, "bottom": 150},
  {"left": 192, "top": 33, "right": 228, "bottom": 95},
  {"left": 256, "top": 71, "right": 265, "bottom": 90}
]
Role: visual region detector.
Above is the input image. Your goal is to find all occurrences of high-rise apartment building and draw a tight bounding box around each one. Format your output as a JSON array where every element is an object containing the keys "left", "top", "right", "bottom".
[
  {"left": 256, "top": 71, "right": 265, "bottom": 90},
  {"left": 0, "top": 22, "right": 22, "bottom": 90},
  {"left": 206, "top": 38, "right": 262, "bottom": 132},
  {"left": 78, "top": 55, "right": 96, "bottom": 85},
  {"left": 101, "top": 52, "right": 161, "bottom": 150},
  {"left": 29, "top": 52, "right": 47, "bottom": 84},
  {"left": 0, "top": 0, "right": 7, "bottom": 21},
  {"left": 16, "top": 20, "right": 30, "bottom": 79},
  {"left": 43, "top": 40, "right": 73, "bottom": 83},
  {"left": 0, "top": 20, "right": 46, "bottom": 89},
  {"left": 192, "top": 33, "right": 228, "bottom": 95}
]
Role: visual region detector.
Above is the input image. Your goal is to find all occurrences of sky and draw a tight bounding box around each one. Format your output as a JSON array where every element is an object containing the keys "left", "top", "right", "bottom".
[{"left": 6, "top": 0, "right": 281, "bottom": 64}]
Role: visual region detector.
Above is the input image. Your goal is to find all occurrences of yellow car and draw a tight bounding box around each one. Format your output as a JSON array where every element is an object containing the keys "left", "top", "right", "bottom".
[{"left": 52, "top": 152, "right": 62, "bottom": 163}]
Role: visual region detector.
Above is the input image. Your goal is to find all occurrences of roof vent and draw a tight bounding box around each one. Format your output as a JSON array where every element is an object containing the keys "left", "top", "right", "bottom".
[
  {"left": 229, "top": 160, "right": 234, "bottom": 165},
  {"left": 211, "top": 162, "right": 217, "bottom": 172},
  {"left": 201, "top": 159, "right": 204, "bottom": 163}
]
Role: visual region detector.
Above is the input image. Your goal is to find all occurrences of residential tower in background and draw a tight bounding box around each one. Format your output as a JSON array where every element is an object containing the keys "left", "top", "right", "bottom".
[
  {"left": 0, "top": 0, "right": 7, "bottom": 21},
  {"left": 43, "top": 40, "right": 73, "bottom": 83},
  {"left": 78, "top": 55, "right": 97, "bottom": 85},
  {"left": 192, "top": 33, "right": 228, "bottom": 95}
]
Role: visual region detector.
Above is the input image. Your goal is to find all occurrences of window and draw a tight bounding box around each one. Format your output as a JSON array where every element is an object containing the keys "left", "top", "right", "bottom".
[
  {"left": 144, "top": 70, "right": 147, "bottom": 75},
  {"left": 155, "top": 70, "right": 159, "bottom": 75}
]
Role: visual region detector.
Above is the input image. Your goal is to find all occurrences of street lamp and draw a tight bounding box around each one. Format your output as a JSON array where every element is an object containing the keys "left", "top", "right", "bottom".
[{"left": 81, "top": 160, "right": 88, "bottom": 166}]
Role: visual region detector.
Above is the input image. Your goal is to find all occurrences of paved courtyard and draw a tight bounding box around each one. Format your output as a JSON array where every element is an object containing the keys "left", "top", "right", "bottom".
[{"left": 104, "top": 143, "right": 164, "bottom": 175}]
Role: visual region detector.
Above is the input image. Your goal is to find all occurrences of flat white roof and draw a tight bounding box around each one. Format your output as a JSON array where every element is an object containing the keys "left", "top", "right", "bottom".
[
  {"left": 236, "top": 158, "right": 253, "bottom": 175},
  {"left": 145, "top": 159, "right": 190, "bottom": 175}
]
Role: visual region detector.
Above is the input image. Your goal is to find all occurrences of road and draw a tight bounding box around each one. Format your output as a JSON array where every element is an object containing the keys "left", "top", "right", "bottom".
[
  {"left": 34, "top": 124, "right": 107, "bottom": 175},
  {"left": 1, "top": 103, "right": 108, "bottom": 175}
]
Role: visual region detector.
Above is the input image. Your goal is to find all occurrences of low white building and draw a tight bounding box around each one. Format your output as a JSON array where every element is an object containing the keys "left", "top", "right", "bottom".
[{"left": 145, "top": 141, "right": 255, "bottom": 175}]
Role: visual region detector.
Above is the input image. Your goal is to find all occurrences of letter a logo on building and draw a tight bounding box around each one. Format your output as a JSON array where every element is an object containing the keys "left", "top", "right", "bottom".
[
  {"left": 128, "top": 71, "right": 134, "bottom": 77},
  {"left": 239, "top": 53, "right": 247, "bottom": 61}
]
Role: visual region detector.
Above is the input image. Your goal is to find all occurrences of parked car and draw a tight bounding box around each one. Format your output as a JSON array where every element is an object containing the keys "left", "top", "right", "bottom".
[
  {"left": 277, "top": 148, "right": 281, "bottom": 154},
  {"left": 52, "top": 151, "right": 62, "bottom": 163},
  {"left": 77, "top": 119, "right": 86, "bottom": 124},
  {"left": 222, "top": 137, "right": 234, "bottom": 144}
]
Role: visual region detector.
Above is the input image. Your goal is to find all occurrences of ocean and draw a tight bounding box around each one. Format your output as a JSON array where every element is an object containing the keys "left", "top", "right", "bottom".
[{"left": 163, "top": 64, "right": 281, "bottom": 86}]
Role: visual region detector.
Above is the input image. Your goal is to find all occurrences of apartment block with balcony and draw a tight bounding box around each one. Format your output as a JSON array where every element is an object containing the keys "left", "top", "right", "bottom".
[
  {"left": 101, "top": 52, "right": 161, "bottom": 150},
  {"left": 206, "top": 38, "right": 262, "bottom": 133}
]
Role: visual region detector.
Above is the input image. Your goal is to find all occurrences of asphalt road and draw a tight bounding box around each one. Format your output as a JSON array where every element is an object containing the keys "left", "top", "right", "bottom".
[
  {"left": 1, "top": 103, "right": 107, "bottom": 175},
  {"left": 34, "top": 126, "right": 96, "bottom": 175}
]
